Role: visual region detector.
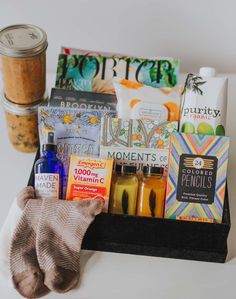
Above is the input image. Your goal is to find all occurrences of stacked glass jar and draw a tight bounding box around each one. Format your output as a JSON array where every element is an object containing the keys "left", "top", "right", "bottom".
[{"left": 0, "top": 24, "right": 48, "bottom": 152}]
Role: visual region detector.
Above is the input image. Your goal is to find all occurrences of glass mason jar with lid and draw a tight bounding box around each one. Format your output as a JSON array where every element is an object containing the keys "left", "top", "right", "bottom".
[
  {"left": 109, "top": 165, "right": 138, "bottom": 216},
  {"left": 0, "top": 24, "right": 47, "bottom": 104},
  {"left": 137, "top": 166, "right": 166, "bottom": 218},
  {"left": 1, "top": 92, "right": 46, "bottom": 153}
]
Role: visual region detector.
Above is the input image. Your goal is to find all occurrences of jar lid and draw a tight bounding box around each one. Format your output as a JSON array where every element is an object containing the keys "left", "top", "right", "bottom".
[
  {"left": 115, "top": 164, "right": 122, "bottom": 173},
  {"left": 143, "top": 166, "right": 164, "bottom": 175},
  {"left": 122, "top": 165, "right": 137, "bottom": 174},
  {"left": 0, "top": 24, "right": 48, "bottom": 57},
  {"left": 1, "top": 91, "right": 48, "bottom": 115}
]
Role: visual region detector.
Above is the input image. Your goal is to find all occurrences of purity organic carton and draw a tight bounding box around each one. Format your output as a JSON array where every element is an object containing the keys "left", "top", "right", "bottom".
[
  {"left": 180, "top": 68, "right": 227, "bottom": 136},
  {"left": 66, "top": 155, "right": 113, "bottom": 212}
]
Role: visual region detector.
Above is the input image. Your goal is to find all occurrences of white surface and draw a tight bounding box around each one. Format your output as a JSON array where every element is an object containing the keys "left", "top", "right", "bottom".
[
  {"left": 1, "top": 0, "right": 236, "bottom": 73},
  {"left": 1, "top": 202, "right": 236, "bottom": 299},
  {"left": 0, "top": 1, "right": 236, "bottom": 297}
]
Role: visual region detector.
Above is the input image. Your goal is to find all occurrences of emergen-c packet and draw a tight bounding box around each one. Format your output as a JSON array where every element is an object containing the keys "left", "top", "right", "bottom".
[{"left": 66, "top": 155, "right": 114, "bottom": 212}]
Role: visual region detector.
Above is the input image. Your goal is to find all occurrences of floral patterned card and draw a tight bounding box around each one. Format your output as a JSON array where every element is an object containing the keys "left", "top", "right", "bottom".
[{"left": 100, "top": 118, "right": 178, "bottom": 170}]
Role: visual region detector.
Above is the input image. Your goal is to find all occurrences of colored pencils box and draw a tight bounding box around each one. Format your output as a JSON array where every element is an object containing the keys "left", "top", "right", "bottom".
[{"left": 165, "top": 132, "right": 229, "bottom": 223}]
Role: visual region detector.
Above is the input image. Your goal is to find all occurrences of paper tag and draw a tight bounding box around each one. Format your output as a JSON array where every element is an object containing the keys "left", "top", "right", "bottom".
[{"left": 35, "top": 173, "right": 59, "bottom": 199}]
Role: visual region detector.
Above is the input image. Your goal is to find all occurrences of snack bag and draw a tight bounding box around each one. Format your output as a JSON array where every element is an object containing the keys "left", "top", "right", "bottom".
[
  {"left": 114, "top": 77, "right": 182, "bottom": 121},
  {"left": 180, "top": 67, "right": 228, "bottom": 136},
  {"left": 38, "top": 107, "right": 115, "bottom": 198}
]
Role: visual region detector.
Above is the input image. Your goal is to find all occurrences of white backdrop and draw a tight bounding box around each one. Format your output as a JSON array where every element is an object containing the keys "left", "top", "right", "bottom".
[
  {"left": 1, "top": 1, "right": 236, "bottom": 298},
  {"left": 0, "top": 0, "right": 236, "bottom": 73},
  {"left": 1, "top": 0, "right": 236, "bottom": 261}
]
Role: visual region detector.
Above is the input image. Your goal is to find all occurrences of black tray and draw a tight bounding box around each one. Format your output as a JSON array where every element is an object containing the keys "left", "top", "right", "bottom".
[{"left": 28, "top": 151, "right": 231, "bottom": 263}]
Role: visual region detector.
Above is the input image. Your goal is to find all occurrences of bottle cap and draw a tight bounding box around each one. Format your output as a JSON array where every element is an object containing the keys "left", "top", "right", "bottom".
[
  {"left": 199, "top": 67, "right": 216, "bottom": 78},
  {"left": 143, "top": 166, "right": 164, "bottom": 175},
  {"left": 122, "top": 165, "right": 137, "bottom": 174},
  {"left": 42, "top": 131, "right": 57, "bottom": 152},
  {"left": 0, "top": 24, "right": 48, "bottom": 57}
]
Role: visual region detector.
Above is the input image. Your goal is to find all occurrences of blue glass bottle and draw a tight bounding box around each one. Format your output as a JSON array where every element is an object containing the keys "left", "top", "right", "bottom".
[{"left": 34, "top": 131, "right": 64, "bottom": 199}]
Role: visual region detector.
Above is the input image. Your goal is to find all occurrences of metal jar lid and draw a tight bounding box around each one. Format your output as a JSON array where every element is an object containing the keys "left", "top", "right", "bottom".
[
  {"left": 1, "top": 91, "right": 48, "bottom": 115},
  {"left": 0, "top": 24, "right": 48, "bottom": 57},
  {"left": 143, "top": 165, "right": 164, "bottom": 175}
]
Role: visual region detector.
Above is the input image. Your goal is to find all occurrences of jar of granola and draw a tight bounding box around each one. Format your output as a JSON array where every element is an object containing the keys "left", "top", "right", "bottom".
[
  {"left": 0, "top": 24, "right": 47, "bottom": 104},
  {"left": 1, "top": 92, "right": 47, "bottom": 153}
]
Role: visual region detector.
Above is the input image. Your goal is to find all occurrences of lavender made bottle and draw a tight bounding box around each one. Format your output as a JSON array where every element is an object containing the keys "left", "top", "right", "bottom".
[{"left": 34, "top": 131, "right": 64, "bottom": 199}]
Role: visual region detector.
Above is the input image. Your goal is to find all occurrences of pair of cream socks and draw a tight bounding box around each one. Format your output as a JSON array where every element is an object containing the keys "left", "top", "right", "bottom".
[{"left": 10, "top": 186, "right": 103, "bottom": 298}]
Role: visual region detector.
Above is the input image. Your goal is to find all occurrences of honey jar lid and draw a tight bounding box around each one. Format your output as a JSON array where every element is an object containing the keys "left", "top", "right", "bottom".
[
  {"left": 0, "top": 24, "right": 48, "bottom": 57},
  {"left": 143, "top": 166, "right": 164, "bottom": 175},
  {"left": 1, "top": 91, "right": 48, "bottom": 115},
  {"left": 115, "top": 164, "right": 122, "bottom": 173},
  {"left": 122, "top": 165, "right": 137, "bottom": 174}
]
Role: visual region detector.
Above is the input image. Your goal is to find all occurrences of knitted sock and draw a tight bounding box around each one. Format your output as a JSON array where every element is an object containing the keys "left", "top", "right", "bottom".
[
  {"left": 10, "top": 187, "right": 49, "bottom": 299},
  {"left": 17, "top": 186, "right": 36, "bottom": 210},
  {"left": 36, "top": 198, "right": 103, "bottom": 293}
]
